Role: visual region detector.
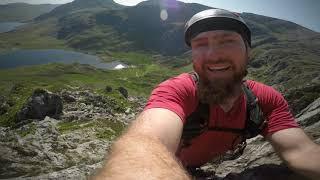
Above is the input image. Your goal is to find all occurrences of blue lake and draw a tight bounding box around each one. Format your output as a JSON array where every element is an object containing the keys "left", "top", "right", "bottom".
[
  {"left": 0, "top": 49, "right": 127, "bottom": 70},
  {"left": 0, "top": 22, "right": 26, "bottom": 33}
]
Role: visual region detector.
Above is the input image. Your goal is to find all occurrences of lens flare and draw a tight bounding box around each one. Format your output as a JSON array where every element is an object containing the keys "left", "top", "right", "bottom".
[{"left": 160, "top": 9, "right": 168, "bottom": 21}]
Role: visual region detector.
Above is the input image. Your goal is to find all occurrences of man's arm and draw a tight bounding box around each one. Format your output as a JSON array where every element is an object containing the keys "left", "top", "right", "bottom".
[
  {"left": 267, "top": 128, "right": 320, "bottom": 179},
  {"left": 93, "top": 108, "right": 190, "bottom": 179}
]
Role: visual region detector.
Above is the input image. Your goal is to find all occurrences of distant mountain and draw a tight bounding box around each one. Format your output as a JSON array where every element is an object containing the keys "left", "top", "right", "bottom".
[
  {"left": 37, "top": 0, "right": 124, "bottom": 20},
  {"left": 42, "top": 0, "right": 211, "bottom": 55},
  {"left": 0, "top": 3, "right": 60, "bottom": 22},
  {"left": 240, "top": 13, "right": 320, "bottom": 89}
]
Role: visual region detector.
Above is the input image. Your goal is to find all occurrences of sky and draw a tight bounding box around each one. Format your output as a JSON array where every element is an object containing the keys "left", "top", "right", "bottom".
[{"left": 1, "top": 0, "right": 319, "bottom": 32}]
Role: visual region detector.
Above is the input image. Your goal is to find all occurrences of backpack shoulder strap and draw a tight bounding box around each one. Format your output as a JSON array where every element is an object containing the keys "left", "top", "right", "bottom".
[
  {"left": 242, "top": 82, "right": 266, "bottom": 138},
  {"left": 181, "top": 72, "right": 209, "bottom": 141},
  {"left": 182, "top": 102, "right": 209, "bottom": 141},
  {"left": 189, "top": 71, "right": 199, "bottom": 84}
]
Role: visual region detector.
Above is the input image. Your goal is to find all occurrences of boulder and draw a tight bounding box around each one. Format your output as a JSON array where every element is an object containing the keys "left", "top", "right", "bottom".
[
  {"left": 296, "top": 97, "right": 320, "bottom": 141},
  {"left": 285, "top": 83, "right": 320, "bottom": 115},
  {"left": 105, "top": 86, "right": 112, "bottom": 93},
  {"left": 16, "top": 89, "right": 63, "bottom": 123},
  {"left": 60, "top": 90, "right": 76, "bottom": 103},
  {"left": 296, "top": 97, "right": 320, "bottom": 127},
  {"left": 117, "top": 87, "right": 128, "bottom": 98},
  {"left": 0, "top": 117, "right": 110, "bottom": 179},
  {"left": 0, "top": 96, "right": 10, "bottom": 115}
]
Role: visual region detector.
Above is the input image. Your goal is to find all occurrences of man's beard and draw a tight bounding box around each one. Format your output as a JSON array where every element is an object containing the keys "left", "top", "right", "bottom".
[{"left": 196, "top": 61, "right": 248, "bottom": 105}]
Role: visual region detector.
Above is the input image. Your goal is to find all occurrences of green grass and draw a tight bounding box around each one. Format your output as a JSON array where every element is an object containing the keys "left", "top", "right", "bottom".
[
  {"left": 0, "top": 4, "right": 59, "bottom": 22},
  {"left": 16, "top": 123, "right": 37, "bottom": 137},
  {"left": 0, "top": 19, "right": 68, "bottom": 53},
  {"left": 95, "top": 119, "right": 125, "bottom": 140},
  {"left": 0, "top": 60, "right": 180, "bottom": 127},
  {"left": 57, "top": 120, "right": 95, "bottom": 132},
  {"left": 109, "top": 51, "right": 154, "bottom": 65},
  {"left": 57, "top": 118, "right": 126, "bottom": 140}
]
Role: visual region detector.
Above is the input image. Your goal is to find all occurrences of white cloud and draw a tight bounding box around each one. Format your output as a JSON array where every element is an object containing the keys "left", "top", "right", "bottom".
[{"left": 113, "top": 0, "right": 146, "bottom": 6}]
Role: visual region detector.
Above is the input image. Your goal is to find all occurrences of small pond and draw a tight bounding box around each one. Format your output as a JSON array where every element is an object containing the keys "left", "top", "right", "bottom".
[{"left": 0, "top": 49, "right": 128, "bottom": 70}]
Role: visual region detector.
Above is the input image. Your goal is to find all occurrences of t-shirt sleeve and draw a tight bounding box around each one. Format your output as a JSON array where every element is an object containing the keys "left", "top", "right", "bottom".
[
  {"left": 144, "top": 73, "right": 198, "bottom": 124},
  {"left": 248, "top": 81, "right": 300, "bottom": 137}
]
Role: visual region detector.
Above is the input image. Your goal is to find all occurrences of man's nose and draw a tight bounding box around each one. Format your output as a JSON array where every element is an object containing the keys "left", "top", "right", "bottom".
[{"left": 206, "top": 44, "right": 224, "bottom": 61}]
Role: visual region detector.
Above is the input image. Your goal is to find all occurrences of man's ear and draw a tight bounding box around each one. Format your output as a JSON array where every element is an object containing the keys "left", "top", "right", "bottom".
[
  {"left": 246, "top": 43, "right": 251, "bottom": 62},
  {"left": 247, "top": 47, "right": 251, "bottom": 58}
]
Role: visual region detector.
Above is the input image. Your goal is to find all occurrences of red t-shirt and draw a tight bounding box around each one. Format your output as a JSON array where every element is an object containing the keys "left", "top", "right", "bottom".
[{"left": 144, "top": 73, "right": 299, "bottom": 167}]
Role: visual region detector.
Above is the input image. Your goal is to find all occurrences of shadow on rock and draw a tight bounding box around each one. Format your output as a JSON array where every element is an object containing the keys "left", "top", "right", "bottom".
[{"left": 223, "top": 164, "right": 308, "bottom": 180}]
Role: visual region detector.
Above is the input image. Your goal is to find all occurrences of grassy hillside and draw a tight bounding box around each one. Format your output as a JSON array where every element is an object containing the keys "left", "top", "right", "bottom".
[
  {"left": 37, "top": 0, "right": 124, "bottom": 20},
  {"left": 0, "top": 52, "right": 181, "bottom": 127},
  {"left": 242, "top": 13, "right": 320, "bottom": 89},
  {"left": 0, "top": 3, "right": 59, "bottom": 22},
  {"left": 1, "top": 1, "right": 319, "bottom": 89},
  {"left": 0, "top": 18, "right": 67, "bottom": 53},
  {"left": 0, "top": 0, "right": 319, "bottom": 117}
]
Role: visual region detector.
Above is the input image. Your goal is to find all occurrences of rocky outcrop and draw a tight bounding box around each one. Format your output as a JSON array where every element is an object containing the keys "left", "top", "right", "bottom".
[
  {"left": 59, "top": 89, "right": 139, "bottom": 123},
  {"left": 117, "top": 87, "right": 128, "bottom": 99},
  {"left": 0, "top": 96, "right": 10, "bottom": 115},
  {"left": 296, "top": 97, "right": 320, "bottom": 127},
  {"left": 285, "top": 83, "right": 320, "bottom": 115},
  {"left": 297, "top": 97, "right": 320, "bottom": 143},
  {"left": 105, "top": 85, "right": 112, "bottom": 93},
  {"left": 0, "top": 88, "right": 318, "bottom": 179},
  {"left": 0, "top": 89, "right": 144, "bottom": 179},
  {"left": 0, "top": 117, "right": 110, "bottom": 179},
  {"left": 15, "top": 89, "right": 63, "bottom": 124}
]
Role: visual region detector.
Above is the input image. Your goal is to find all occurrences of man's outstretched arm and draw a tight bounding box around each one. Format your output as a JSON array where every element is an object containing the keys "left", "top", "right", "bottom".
[
  {"left": 93, "top": 108, "right": 190, "bottom": 180},
  {"left": 268, "top": 128, "right": 320, "bottom": 180}
]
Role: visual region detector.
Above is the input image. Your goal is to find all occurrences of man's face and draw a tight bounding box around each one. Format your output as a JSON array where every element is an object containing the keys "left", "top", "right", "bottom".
[{"left": 191, "top": 30, "right": 249, "bottom": 104}]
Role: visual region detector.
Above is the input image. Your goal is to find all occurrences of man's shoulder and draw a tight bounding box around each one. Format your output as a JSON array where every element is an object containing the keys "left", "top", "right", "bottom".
[
  {"left": 245, "top": 79, "right": 287, "bottom": 107},
  {"left": 246, "top": 79, "right": 271, "bottom": 88},
  {"left": 146, "top": 73, "right": 198, "bottom": 121},
  {"left": 245, "top": 79, "right": 278, "bottom": 94},
  {"left": 161, "top": 73, "right": 194, "bottom": 85},
  {"left": 157, "top": 73, "right": 196, "bottom": 90}
]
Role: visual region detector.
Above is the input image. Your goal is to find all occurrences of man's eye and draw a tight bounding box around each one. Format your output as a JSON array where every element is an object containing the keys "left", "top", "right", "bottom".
[
  {"left": 223, "top": 39, "right": 236, "bottom": 44},
  {"left": 195, "top": 42, "right": 208, "bottom": 47}
]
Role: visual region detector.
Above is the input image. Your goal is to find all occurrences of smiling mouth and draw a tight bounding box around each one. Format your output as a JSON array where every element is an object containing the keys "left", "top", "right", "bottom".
[{"left": 207, "top": 65, "right": 231, "bottom": 72}]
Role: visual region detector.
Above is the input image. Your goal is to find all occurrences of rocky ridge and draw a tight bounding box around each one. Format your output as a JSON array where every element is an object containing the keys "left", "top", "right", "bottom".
[
  {"left": 0, "top": 89, "right": 319, "bottom": 179},
  {"left": 0, "top": 89, "right": 144, "bottom": 179}
]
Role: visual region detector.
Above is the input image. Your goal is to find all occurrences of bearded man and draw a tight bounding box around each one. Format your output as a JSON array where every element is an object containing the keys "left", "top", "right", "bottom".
[{"left": 94, "top": 9, "right": 320, "bottom": 180}]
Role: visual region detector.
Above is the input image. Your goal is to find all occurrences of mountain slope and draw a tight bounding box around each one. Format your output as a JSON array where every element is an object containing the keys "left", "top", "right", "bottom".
[
  {"left": 0, "top": 3, "right": 60, "bottom": 22},
  {"left": 1, "top": 0, "right": 319, "bottom": 96},
  {"left": 37, "top": 0, "right": 124, "bottom": 20},
  {"left": 51, "top": 0, "right": 211, "bottom": 54}
]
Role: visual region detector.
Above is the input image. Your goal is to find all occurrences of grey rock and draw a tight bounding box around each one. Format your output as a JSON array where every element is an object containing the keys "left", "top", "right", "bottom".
[
  {"left": 105, "top": 85, "right": 113, "bottom": 93},
  {"left": 0, "top": 96, "right": 10, "bottom": 115},
  {"left": 296, "top": 97, "right": 320, "bottom": 127},
  {"left": 117, "top": 86, "right": 128, "bottom": 98},
  {"left": 285, "top": 83, "right": 320, "bottom": 115},
  {"left": 60, "top": 90, "right": 76, "bottom": 103},
  {"left": 0, "top": 89, "right": 146, "bottom": 179},
  {"left": 15, "top": 89, "right": 63, "bottom": 124},
  {"left": 0, "top": 117, "right": 111, "bottom": 179},
  {"left": 222, "top": 164, "right": 306, "bottom": 180}
]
